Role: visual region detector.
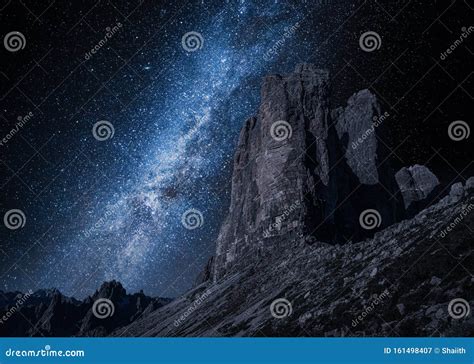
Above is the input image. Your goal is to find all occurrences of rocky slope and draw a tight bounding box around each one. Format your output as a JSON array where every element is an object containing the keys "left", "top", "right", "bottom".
[{"left": 114, "top": 181, "right": 473, "bottom": 337}]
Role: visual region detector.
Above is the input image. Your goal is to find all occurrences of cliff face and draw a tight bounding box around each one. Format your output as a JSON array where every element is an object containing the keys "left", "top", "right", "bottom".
[
  {"left": 214, "top": 64, "right": 402, "bottom": 280},
  {"left": 214, "top": 65, "right": 338, "bottom": 279}
]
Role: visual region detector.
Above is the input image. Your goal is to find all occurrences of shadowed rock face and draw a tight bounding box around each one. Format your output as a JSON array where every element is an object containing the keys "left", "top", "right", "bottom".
[
  {"left": 213, "top": 64, "right": 402, "bottom": 280},
  {"left": 214, "top": 64, "right": 340, "bottom": 280},
  {"left": 395, "top": 165, "right": 441, "bottom": 216}
]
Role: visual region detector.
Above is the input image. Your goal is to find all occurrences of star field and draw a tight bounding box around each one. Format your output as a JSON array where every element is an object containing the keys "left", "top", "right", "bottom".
[{"left": 0, "top": 0, "right": 472, "bottom": 298}]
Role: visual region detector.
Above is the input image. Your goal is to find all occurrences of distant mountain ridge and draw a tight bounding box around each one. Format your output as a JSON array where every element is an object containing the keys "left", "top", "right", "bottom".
[{"left": 0, "top": 281, "right": 171, "bottom": 336}]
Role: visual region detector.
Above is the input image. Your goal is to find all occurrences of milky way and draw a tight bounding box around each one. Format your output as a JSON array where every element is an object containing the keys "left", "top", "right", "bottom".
[
  {"left": 1, "top": 0, "right": 320, "bottom": 298},
  {"left": 2, "top": 0, "right": 471, "bottom": 298}
]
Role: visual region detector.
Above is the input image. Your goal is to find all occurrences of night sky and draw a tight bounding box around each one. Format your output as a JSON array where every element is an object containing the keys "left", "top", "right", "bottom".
[{"left": 0, "top": 0, "right": 472, "bottom": 298}]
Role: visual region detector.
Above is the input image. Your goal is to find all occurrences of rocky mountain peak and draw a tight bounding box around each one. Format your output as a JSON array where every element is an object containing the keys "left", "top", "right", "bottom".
[{"left": 213, "top": 64, "right": 403, "bottom": 281}]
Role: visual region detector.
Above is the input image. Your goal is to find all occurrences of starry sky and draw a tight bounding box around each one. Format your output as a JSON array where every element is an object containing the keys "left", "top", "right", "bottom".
[{"left": 0, "top": 0, "right": 472, "bottom": 298}]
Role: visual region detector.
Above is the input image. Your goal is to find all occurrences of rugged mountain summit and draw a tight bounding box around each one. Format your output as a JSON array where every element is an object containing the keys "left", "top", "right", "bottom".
[
  {"left": 0, "top": 281, "right": 170, "bottom": 336},
  {"left": 214, "top": 64, "right": 402, "bottom": 280}
]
